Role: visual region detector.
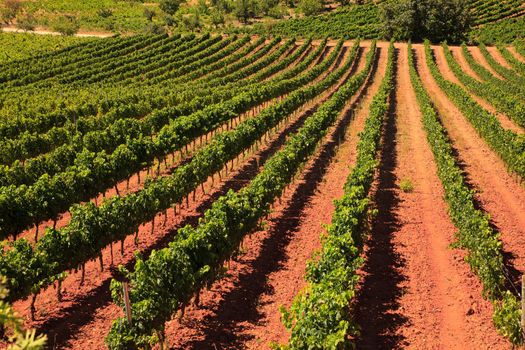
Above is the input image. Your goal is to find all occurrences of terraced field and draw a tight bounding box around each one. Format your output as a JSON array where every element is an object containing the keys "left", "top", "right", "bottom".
[{"left": 1, "top": 34, "right": 525, "bottom": 349}]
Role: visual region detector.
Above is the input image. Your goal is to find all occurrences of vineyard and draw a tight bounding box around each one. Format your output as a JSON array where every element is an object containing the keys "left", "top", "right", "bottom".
[{"left": 1, "top": 23, "right": 525, "bottom": 350}]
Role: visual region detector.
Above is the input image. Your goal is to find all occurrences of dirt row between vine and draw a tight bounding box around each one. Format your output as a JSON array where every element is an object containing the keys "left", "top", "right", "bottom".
[
  {"left": 11, "top": 43, "right": 357, "bottom": 349},
  {"left": 428, "top": 43, "right": 525, "bottom": 300}
]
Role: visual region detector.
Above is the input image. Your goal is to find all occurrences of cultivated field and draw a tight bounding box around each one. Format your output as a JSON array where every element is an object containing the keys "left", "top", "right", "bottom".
[{"left": 0, "top": 33, "right": 525, "bottom": 349}]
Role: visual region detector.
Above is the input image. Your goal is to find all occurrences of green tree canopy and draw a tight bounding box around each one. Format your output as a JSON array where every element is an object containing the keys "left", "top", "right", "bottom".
[{"left": 381, "top": 0, "right": 471, "bottom": 43}]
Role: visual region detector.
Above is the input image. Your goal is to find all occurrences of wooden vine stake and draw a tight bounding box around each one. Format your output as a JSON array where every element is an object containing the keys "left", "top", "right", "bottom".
[{"left": 123, "top": 282, "right": 132, "bottom": 326}]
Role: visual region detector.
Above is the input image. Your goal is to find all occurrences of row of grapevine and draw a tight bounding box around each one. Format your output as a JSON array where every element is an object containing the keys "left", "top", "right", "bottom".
[
  {"left": 0, "top": 39, "right": 322, "bottom": 239},
  {"left": 276, "top": 41, "right": 394, "bottom": 350},
  {"left": 83, "top": 35, "right": 234, "bottom": 86},
  {"left": 477, "top": 43, "right": 525, "bottom": 88},
  {"left": 0, "top": 34, "right": 146, "bottom": 82},
  {"left": 468, "top": 0, "right": 525, "bottom": 25},
  {"left": 515, "top": 41, "right": 525, "bottom": 58},
  {"left": 0, "top": 36, "right": 255, "bottom": 165},
  {"left": 453, "top": 43, "right": 525, "bottom": 128},
  {"left": 0, "top": 39, "right": 351, "bottom": 303},
  {"left": 104, "top": 40, "right": 376, "bottom": 350},
  {"left": 0, "top": 38, "right": 311, "bottom": 190},
  {"left": 441, "top": 43, "right": 525, "bottom": 129},
  {"left": 231, "top": 5, "right": 382, "bottom": 39},
  {"left": 6, "top": 35, "right": 171, "bottom": 88},
  {"left": 53, "top": 35, "right": 188, "bottom": 86},
  {"left": 497, "top": 44, "right": 525, "bottom": 76},
  {"left": 410, "top": 42, "right": 522, "bottom": 344},
  {"left": 0, "top": 35, "right": 279, "bottom": 146},
  {"left": 469, "top": 16, "right": 525, "bottom": 44},
  {"left": 0, "top": 35, "right": 211, "bottom": 139},
  {"left": 424, "top": 42, "right": 525, "bottom": 182}
]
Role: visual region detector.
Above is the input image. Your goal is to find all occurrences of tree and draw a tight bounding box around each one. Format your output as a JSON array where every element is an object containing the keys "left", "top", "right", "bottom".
[
  {"left": 183, "top": 11, "right": 201, "bottom": 31},
  {"left": 298, "top": 0, "right": 323, "bottom": 16},
  {"left": 255, "top": 0, "right": 279, "bottom": 16},
  {"left": 380, "top": 0, "right": 471, "bottom": 43},
  {"left": 160, "top": 0, "right": 184, "bottom": 15},
  {"left": 268, "top": 3, "right": 286, "bottom": 18},
  {"left": 197, "top": 0, "right": 209, "bottom": 15},
  {"left": 51, "top": 15, "right": 80, "bottom": 36},
  {"left": 97, "top": 8, "right": 113, "bottom": 18}
]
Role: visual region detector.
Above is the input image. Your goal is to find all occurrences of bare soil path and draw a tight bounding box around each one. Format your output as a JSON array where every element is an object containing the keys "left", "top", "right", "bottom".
[
  {"left": 1, "top": 26, "right": 113, "bottom": 37},
  {"left": 354, "top": 43, "right": 508, "bottom": 350},
  {"left": 416, "top": 43, "right": 525, "bottom": 306}
]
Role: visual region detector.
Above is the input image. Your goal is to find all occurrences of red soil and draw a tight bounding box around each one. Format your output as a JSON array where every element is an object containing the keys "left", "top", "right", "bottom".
[{"left": 354, "top": 43, "right": 508, "bottom": 350}]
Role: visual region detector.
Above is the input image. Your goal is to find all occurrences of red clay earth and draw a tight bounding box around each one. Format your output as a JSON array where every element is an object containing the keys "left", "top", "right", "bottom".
[{"left": 354, "top": 43, "right": 508, "bottom": 350}]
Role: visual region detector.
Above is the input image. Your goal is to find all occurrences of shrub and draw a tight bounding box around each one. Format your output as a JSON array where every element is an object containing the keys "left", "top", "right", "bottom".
[
  {"left": 0, "top": 0, "right": 22, "bottom": 25},
  {"left": 97, "top": 8, "right": 113, "bottom": 18},
  {"left": 400, "top": 178, "right": 414, "bottom": 193},
  {"left": 210, "top": 8, "right": 225, "bottom": 27},
  {"left": 144, "top": 8, "right": 156, "bottom": 21},
  {"left": 52, "top": 15, "right": 80, "bottom": 36}
]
